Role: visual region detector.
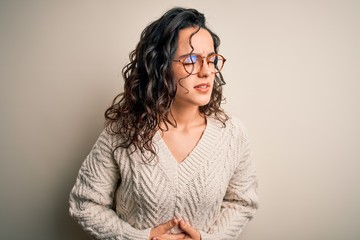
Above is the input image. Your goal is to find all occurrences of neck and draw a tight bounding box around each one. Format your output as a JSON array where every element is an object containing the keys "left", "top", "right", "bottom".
[{"left": 168, "top": 105, "right": 205, "bottom": 129}]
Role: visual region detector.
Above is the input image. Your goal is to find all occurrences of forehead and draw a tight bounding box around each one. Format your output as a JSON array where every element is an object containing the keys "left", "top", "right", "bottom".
[{"left": 176, "top": 27, "right": 214, "bottom": 55}]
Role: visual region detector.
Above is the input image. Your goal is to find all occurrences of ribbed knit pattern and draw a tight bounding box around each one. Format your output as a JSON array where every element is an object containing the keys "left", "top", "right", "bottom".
[{"left": 69, "top": 117, "right": 258, "bottom": 240}]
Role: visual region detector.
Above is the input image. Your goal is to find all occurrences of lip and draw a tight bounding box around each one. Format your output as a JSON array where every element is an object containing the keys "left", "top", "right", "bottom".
[{"left": 194, "top": 83, "right": 211, "bottom": 92}]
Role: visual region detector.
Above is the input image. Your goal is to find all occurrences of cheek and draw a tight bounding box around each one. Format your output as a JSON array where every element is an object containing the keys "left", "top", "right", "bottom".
[
  {"left": 175, "top": 79, "right": 187, "bottom": 95},
  {"left": 174, "top": 76, "right": 195, "bottom": 98},
  {"left": 172, "top": 64, "right": 190, "bottom": 80}
]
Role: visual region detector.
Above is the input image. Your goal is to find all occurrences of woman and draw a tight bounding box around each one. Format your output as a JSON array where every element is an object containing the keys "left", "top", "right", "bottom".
[{"left": 69, "top": 7, "right": 258, "bottom": 240}]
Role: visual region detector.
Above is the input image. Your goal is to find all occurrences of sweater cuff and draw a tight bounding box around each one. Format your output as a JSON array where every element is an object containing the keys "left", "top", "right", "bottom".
[{"left": 123, "top": 227, "right": 151, "bottom": 240}]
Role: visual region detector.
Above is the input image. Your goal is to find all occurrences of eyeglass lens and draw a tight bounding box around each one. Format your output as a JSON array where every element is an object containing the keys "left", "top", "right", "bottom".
[{"left": 183, "top": 54, "right": 225, "bottom": 74}]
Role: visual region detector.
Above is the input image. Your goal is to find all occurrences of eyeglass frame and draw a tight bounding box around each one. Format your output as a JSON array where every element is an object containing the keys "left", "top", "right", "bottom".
[{"left": 173, "top": 53, "right": 226, "bottom": 74}]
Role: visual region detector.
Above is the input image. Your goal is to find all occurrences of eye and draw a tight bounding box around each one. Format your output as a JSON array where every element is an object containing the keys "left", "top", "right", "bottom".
[
  {"left": 183, "top": 55, "right": 197, "bottom": 64},
  {"left": 208, "top": 54, "right": 218, "bottom": 64}
]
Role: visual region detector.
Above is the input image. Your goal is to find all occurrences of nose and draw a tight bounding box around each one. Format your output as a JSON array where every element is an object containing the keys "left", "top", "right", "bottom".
[{"left": 197, "top": 58, "right": 211, "bottom": 78}]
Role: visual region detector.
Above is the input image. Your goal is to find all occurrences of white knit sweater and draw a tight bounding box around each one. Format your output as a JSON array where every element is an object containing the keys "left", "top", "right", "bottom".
[{"left": 69, "top": 117, "right": 258, "bottom": 240}]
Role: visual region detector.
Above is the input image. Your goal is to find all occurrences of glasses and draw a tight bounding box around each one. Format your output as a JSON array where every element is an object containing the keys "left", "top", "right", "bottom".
[{"left": 173, "top": 53, "right": 226, "bottom": 74}]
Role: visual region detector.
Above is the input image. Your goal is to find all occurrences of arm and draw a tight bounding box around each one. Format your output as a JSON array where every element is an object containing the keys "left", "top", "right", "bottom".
[
  {"left": 200, "top": 126, "right": 259, "bottom": 240},
  {"left": 69, "top": 131, "right": 151, "bottom": 240}
]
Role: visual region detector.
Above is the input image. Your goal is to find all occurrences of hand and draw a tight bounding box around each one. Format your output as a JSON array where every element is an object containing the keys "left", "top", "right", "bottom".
[
  {"left": 178, "top": 220, "right": 201, "bottom": 240},
  {"left": 150, "top": 218, "right": 186, "bottom": 240}
]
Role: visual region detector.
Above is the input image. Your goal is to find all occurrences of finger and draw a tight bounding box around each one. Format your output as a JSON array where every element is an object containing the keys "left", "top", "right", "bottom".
[
  {"left": 183, "top": 234, "right": 192, "bottom": 240},
  {"left": 163, "top": 233, "right": 186, "bottom": 240},
  {"left": 172, "top": 233, "right": 186, "bottom": 239},
  {"left": 152, "top": 233, "right": 185, "bottom": 240},
  {"left": 174, "top": 233, "right": 186, "bottom": 240},
  {"left": 179, "top": 221, "right": 200, "bottom": 240},
  {"left": 162, "top": 218, "right": 180, "bottom": 231}
]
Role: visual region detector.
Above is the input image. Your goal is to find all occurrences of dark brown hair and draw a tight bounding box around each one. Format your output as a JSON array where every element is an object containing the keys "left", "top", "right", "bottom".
[{"left": 105, "top": 7, "right": 228, "bottom": 163}]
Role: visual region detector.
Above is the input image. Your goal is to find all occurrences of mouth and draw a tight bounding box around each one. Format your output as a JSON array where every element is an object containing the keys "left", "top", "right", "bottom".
[{"left": 194, "top": 83, "right": 211, "bottom": 92}]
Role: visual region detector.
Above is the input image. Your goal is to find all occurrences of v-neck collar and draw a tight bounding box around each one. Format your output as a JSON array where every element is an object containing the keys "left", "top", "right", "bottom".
[
  {"left": 155, "top": 117, "right": 209, "bottom": 164},
  {"left": 153, "top": 117, "right": 221, "bottom": 185}
]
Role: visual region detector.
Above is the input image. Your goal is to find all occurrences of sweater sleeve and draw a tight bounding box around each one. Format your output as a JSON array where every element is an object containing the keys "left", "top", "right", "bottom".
[
  {"left": 69, "top": 130, "right": 151, "bottom": 240},
  {"left": 200, "top": 123, "right": 259, "bottom": 240}
]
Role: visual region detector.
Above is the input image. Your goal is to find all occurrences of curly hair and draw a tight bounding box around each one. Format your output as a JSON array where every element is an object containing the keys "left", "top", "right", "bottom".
[{"left": 105, "top": 7, "right": 228, "bottom": 163}]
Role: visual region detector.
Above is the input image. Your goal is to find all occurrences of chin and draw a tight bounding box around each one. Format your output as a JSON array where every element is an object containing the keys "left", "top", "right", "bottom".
[{"left": 197, "top": 98, "right": 211, "bottom": 107}]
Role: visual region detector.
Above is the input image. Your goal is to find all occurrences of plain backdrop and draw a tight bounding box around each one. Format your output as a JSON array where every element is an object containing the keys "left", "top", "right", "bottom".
[{"left": 1, "top": 0, "right": 359, "bottom": 239}]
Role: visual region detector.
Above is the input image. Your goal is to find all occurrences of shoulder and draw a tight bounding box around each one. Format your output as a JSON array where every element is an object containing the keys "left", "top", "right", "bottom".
[
  {"left": 206, "top": 116, "right": 250, "bottom": 154},
  {"left": 90, "top": 128, "right": 119, "bottom": 153},
  {"left": 228, "top": 117, "right": 249, "bottom": 138},
  {"left": 207, "top": 116, "right": 252, "bottom": 166},
  {"left": 226, "top": 116, "right": 246, "bottom": 129},
  {"left": 209, "top": 116, "right": 248, "bottom": 139}
]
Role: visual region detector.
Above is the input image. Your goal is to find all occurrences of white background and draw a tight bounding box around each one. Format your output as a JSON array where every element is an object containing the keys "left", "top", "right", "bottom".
[{"left": 1, "top": 0, "right": 359, "bottom": 239}]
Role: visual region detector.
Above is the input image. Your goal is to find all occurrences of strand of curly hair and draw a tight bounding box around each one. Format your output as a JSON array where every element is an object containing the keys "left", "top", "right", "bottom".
[{"left": 104, "top": 8, "right": 228, "bottom": 163}]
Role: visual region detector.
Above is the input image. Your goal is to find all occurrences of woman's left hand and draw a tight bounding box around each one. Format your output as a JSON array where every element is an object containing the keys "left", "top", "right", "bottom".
[
  {"left": 178, "top": 220, "right": 201, "bottom": 240},
  {"left": 153, "top": 219, "right": 201, "bottom": 240}
]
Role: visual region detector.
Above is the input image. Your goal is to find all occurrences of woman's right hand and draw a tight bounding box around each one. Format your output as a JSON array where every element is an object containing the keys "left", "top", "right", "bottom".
[{"left": 149, "top": 218, "right": 186, "bottom": 240}]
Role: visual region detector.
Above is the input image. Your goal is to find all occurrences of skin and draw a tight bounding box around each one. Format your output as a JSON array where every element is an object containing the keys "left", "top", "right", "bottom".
[
  {"left": 150, "top": 27, "right": 215, "bottom": 240},
  {"left": 171, "top": 27, "right": 215, "bottom": 111},
  {"left": 160, "top": 27, "right": 216, "bottom": 163}
]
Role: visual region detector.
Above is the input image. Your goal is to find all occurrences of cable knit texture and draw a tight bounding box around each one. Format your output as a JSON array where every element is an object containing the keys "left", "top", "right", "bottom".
[{"left": 69, "top": 117, "right": 258, "bottom": 240}]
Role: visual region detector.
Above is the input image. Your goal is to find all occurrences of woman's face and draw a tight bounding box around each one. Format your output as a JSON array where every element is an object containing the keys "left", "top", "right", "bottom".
[{"left": 171, "top": 27, "right": 215, "bottom": 109}]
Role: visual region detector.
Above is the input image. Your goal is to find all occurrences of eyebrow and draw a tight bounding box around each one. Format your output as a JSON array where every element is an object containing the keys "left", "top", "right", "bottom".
[{"left": 177, "top": 52, "right": 216, "bottom": 58}]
